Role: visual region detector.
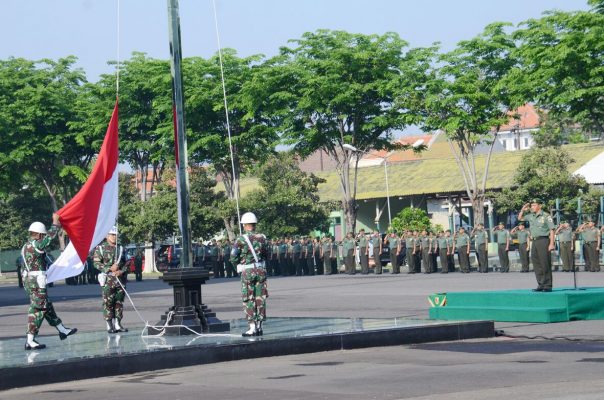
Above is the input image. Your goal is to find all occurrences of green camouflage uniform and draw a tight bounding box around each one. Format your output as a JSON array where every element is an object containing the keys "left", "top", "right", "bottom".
[
  {"left": 231, "top": 231, "right": 268, "bottom": 323},
  {"left": 93, "top": 241, "right": 127, "bottom": 322},
  {"left": 22, "top": 224, "right": 62, "bottom": 335}
]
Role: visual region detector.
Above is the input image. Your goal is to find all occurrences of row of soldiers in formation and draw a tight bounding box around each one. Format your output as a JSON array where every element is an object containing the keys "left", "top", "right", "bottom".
[{"left": 202, "top": 219, "right": 602, "bottom": 277}]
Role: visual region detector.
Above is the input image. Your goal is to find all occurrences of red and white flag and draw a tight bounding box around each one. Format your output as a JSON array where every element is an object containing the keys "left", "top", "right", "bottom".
[{"left": 46, "top": 101, "right": 119, "bottom": 283}]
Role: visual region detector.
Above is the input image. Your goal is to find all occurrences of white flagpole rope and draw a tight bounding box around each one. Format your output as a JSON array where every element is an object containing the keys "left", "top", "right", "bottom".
[
  {"left": 211, "top": 0, "right": 241, "bottom": 235},
  {"left": 116, "top": 0, "right": 120, "bottom": 95},
  {"left": 115, "top": 278, "right": 238, "bottom": 338}
]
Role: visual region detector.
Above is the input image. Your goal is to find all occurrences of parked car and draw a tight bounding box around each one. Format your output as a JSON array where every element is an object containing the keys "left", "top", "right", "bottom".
[{"left": 155, "top": 243, "right": 207, "bottom": 271}]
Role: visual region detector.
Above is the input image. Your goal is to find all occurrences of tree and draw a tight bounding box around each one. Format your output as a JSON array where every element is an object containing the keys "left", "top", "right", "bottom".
[
  {"left": 86, "top": 53, "right": 173, "bottom": 201},
  {"left": 489, "top": 147, "right": 590, "bottom": 219},
  {"left": 0, "top": 57, "right": 93, "bottom": 216},
  {"left": 184, "top": 51, "right": 278, "bottom": 239},
  {"left": 267, "top": 30, "right": 427, "bottom": 234},
  {"left": 0, "top": 187, "right": 52, "bottom": 250},
  {"left": 423, "top": 23, "right": 519, "bottom": 226},
  {"left": 512, "top": 4, "right": 604, "bottom": 138},
  {"left": 390, "top": 207, "right": 432, "bottom": 233},
  {"left": 189, "top": 168, "right": 225, "bottom": 241},
  {"left": 243, "top": 153, "right": 330, "bottom": 237}
]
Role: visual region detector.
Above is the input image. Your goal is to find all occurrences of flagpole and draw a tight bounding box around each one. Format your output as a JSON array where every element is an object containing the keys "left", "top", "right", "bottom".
[{"left": 167, "top": 0, "right": 193, "bottom": 268}]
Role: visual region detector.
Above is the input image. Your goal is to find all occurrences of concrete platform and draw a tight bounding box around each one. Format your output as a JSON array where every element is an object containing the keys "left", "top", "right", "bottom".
[
  {"left": 430, "top": 287, "right": 604, "bottom": 323},
  {"left": 0, "top": 317, "right": 493, "bottom": 390}
]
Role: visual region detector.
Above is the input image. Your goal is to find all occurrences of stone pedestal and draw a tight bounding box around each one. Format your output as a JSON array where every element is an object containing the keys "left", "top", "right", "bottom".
[{"left": 148, "top": 268, "right": 230, "bottom": 335}]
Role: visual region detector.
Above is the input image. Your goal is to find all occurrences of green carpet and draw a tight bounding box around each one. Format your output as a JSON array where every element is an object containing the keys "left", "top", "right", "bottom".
[{"left": 429, "top": 287, "right": 604, "bottom": 323}]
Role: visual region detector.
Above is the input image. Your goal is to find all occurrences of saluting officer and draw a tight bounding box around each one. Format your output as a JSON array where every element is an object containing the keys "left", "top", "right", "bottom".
[
  {"left": 455, "top": 227, "right": 471, "bottom": 273},
  {"left": 471, "top": 224, "right": 489, "bottom": 273},
  {"left": 22, "top": 214, "right": 77, "bottom": 350},
  {"left": 519, "top": 198, "right": 556, "bottom": 292},
  {"left": 555, "top": 221, "right": 574, "bottom": 272},
  {"left": 577, "top": 219, "right": 601, "bottom": 272},
  {"left": 512, "top": 222, "right": 531, "bottom": 273}
]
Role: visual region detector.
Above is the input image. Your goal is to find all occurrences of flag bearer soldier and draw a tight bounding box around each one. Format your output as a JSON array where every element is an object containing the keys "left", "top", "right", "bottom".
[
  {"left": 404, "top": 231, "right": 415, "bottom": 274},
  {"left": 343, "top": 232, "right": 356, "bottom": 275},
  {"left": 231, "top": 212, "right": 268, "bottom": 337},
  {"left": 321, "top": 236, "right": 332, "bottom": 275},
  {"left": 384, "top": 232, "right": 401, "bottom": 274},
  {"left": 455, "top": 227, "right": 471, "bottom": 273},
  {"left": 436, "top": 231, "right": 449, "bottom": 273},
  {"left": 419, "top": 230, "right": 433, "bottom": 274},
  {"left": 518, "top": 198, "right": 556, "bottom": 291},
  {"left": 313, "top": 237, "right": 322, "bottom": 274},
  {"left": 22, "top": 214, "right": 77, "bottom": 350},
  {"left": 357, "top": 229, "right": 369, "bottom": 274},
  {"left": 555, "top": 221, "right": 574, "bottom": 272},
  {"left": 577, "top": 219, "right": 601, "bottom": 272},
  {"left": 471, "top": 224, "right": 489, "bottom": 273},
  {"left": 93, "top": 226, "right": 129, "bottom": 333},
  {"left": 493, "top": 222, "right": 511, "bottom": 272},
  {"left": 512, "top": 223, "right": 531, "bottom": 273}
]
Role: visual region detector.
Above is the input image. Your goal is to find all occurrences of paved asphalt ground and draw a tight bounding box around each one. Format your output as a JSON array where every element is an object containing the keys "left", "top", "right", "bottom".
[{"left": 3, "top": 270, "right": 604, "bottom": 399}]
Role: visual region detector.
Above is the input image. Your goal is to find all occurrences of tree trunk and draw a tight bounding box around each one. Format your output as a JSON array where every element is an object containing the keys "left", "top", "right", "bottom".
[{"left": 471, "top": 194, "right": 485, "bottom": 227}]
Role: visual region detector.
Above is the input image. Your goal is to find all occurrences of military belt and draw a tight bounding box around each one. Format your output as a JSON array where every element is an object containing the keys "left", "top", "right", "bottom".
[
  {"left": 240, "top": 262, "right": 266, "bottom": 270},
  {"left": 23, "top": 270, "right": 46, "bottom": 277}
]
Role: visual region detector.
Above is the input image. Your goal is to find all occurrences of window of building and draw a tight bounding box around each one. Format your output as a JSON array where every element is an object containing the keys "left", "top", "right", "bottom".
[{"left": 524, "top": 138, "right": 529, "bottom": 148}]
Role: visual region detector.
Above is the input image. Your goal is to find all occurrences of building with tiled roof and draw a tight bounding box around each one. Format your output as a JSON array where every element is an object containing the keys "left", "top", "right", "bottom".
[{"left": 496, "top": 104, "right": 541, "bottom": 151}]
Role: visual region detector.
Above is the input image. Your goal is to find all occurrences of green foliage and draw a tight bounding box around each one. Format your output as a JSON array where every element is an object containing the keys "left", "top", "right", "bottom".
[
  {"left": 0, "top": 57, "right": 92, "bottom": 208},
  {"left": 390, "top": 207, "right": 432, "bottom": 233},
  {"left": 489, "top": 147, "right": 590, "bottom": 216},
  {"left": 532, "top": 111, "right": 588, "bottom": 148},
  {"left": 512, "top": 6, "right": 604, "bottom": 137},
  {"left": 242, "top": 153, "right": 330, "bottom": 237},
  {"left": 189, "top": 168, "right": 225, "bottom": 240},
  {"left": 422, "top": 23, "right": 519, "bottom": 225},
  {"left": 0, "top": 188, "right": 52, "bottom": 250}
]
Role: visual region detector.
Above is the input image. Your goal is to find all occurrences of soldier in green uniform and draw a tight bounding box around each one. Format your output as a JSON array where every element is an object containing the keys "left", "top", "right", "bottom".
[
  {"left": 455, "top": 227, "right": 471, "bottom": 273},
  {"left": 321, "top": 236, "right": 332, "bottom": 275},
  {"left": 419, "top": 230, "right": 433, "bottom": 273},
  {"left": 356, "top": 229, "right": 369, "bottom": 274},
  {"left": 577, "top": 220, "right": 600, "bottom": 272},
  {"left": 412, "top": 230, "right": 422, "bottom": 273},
  {"left": 331, "top": 238, "right": 339, "bottom": 274},
  {"left": 133, "top": 249, "right": 143, "bottom": 281},
  {"left": 445, "top": 230, "right": 455, "bottom": 272},
  {"left": 22, "top": 215, "right": 77, "bottom": 350},
  {"left": 436, "top": 231, "right": 449, "bottom": 273},
  {"left": 404, "top": 231, "right": 415, "bottom": 274},
  {"left": 224, "top": 240, "right": 235, "bottom": 277},
  {"left": 277, "top": 238, "right": 286, "bottom": 276},
  {"left": 471, "top": 224, "right": 489, "bottom": 273},
  {"left": 304, "top": 237, "right": 315, "bottom": 275},
  {"left": 370, "top": 231, "right": 382, "bottom": 274},
  {"left": 230, "top": 212, "right": 268, "bottom": 336},
  {"left": 292, "top": 237, "right": 302, "bottom": 276},
  {"left": 343, "top": 232, "right": 356, "bottom": 275},
  {"left": 519, "top": 199, "right": 556, "bottom": 291},
  {"left": 93, "top": 226, "right": 129, "bottom": 333},
  {"left": 493, "top": 222, "right": 511, "bottom": 273},
  {"left": 313, "top": 237, "right": 322, "bottom": 275},
  {"left": 555, "top": 221, "right": 574, "bottom": 272},
  {"left": 385, "top": 232, "right": 401, "bottom": 274},
  {"left": 512, "top": 223, "right": 531, "bottom": 273}
]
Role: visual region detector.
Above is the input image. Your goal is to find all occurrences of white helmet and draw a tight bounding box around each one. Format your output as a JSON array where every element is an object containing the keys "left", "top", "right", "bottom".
[
  {"left": 28, "top": 222, "right": 47, "bottom": 235},
  {"left": 108, "top": 226, "right": 118, "bottom": 235},
  {"left": 240, "top": 212, "right": 258, "bottom": 224}
]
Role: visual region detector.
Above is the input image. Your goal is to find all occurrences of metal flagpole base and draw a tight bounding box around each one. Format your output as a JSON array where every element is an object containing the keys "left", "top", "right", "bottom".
[{"left": 149, "top": 268, "right": 230, "bottom": 335}]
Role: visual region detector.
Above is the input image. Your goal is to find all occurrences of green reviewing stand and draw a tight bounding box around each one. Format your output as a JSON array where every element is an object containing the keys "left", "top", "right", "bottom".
[{"left": 429, "top": 287, "right": 604, "bottom": 323}]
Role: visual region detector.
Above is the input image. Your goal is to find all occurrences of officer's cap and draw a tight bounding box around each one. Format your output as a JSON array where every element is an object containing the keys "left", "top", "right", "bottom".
[{"left": 530, "top": 198, "right": 542, "bottom": 204}]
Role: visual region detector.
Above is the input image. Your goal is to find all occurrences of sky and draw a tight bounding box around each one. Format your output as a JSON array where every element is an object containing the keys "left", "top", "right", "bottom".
[{"left": 2, "top": 0, "right": 590, "bottom": 82}]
